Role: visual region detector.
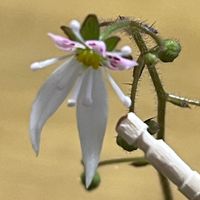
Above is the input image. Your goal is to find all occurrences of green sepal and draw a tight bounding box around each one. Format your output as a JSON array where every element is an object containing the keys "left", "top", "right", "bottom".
[
  {"left": 80, "top": 14, "right": 100, "bottom": 40},
  {"left": 104, "top": 36, "right": 121, "bottom": 51},
  {"left": 60, "top": 26, "right": 78, "bottom": 41},
  {"left": 81, "top": 171, "right": 101, "bottom": 191},
  {"left": 144, "top": 118, "right": 160, "bottom": 135},
  {"left": 116, "top": 135, "right": 137, "bottom": 152}
]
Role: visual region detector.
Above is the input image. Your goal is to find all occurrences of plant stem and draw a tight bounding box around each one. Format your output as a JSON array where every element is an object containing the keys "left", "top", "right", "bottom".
[
  {"left": 129, "top": 31, "right": 148, "bottom": 112},
  {"left": 99, "top": 157, "right": 148, "bottom": 167},
  {"left": 129, "top": 55, "right": 144, "bottom": 112},
  {"left": 158, "top": 174, "right": 173, "bottom": 200},
  {"left": 129, "top": 31, "right": 173, "bottom": 200},
  {"left": 146, "top": 64, "right": 172, "bottom": 199},
  {"left": 146, "top": 64, "right": 166, "bottom": 139},
  {"left": 100, "top": 18, "right": 163, "bottom": 47},
  {"left": 167, "top": 93, "right": 200, "bottom": 107}
]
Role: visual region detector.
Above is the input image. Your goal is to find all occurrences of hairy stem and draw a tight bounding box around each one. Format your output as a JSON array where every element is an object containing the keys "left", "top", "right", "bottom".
[
  {"left": 146, "top": 64, "right": 167, "bottom": 139},
  {"left": 129, "top": 30, "right": 173, "bottom": 199},
  {"left": 167, "top": 93, "right": 200, "bottom": 107},
  {"left": 100, "top": 18, "right": 163, "bottom": 46},
  {"left": 129, "top": 31, "right": 147, "bottom": 112},
  {"left": 129, "top": 55, "right": 145, "bottom": 112}
]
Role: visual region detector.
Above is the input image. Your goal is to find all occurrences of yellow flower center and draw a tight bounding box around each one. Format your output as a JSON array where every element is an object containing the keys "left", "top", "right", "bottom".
[{"left": 76, "top": 49, "right": 102, "bottom": 69}]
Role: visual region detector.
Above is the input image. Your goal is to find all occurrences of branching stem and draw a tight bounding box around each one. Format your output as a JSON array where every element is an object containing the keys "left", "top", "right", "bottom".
[{"left": 130, "top": 31, "right": 173, "bottom": 200}]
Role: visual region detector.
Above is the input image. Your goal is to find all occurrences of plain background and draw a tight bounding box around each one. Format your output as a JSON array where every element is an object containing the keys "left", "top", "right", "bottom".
[{"left": 0, "top": 0, "right": 200, "bottom": 199}]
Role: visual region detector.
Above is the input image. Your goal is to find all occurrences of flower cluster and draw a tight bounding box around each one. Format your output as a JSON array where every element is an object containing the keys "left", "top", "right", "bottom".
[{"left": 29, "top": 14, "right": 137, "bottom": 188}]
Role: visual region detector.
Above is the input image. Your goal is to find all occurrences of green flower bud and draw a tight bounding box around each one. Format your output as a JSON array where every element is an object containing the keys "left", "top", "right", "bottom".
[
  {"left": 144, "top": 118, "right": 160, "bottom": 135},
  {"left": 158, "top": 39, "right": 181, "bottom": 62},
  {"left": 81, "top": 171, "right": 101, "bottom": 190},
  {"left": 144, "top": 53, "right": 158, "bottom": 65},
  {"left": 116, "top": 135, "right": 137, "bottom": 152}
]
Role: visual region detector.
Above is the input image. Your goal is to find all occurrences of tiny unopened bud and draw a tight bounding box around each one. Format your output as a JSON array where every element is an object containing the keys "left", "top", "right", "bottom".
[
  {"left": 81, "top": 171, "right": 101, "bottom": 190},
  {"left": 144, "top": 118, "right": 160, "bottom": 135},
  {"left": 144, "top": 53, "right": 158, "bottom": 65},
  {"left": 158, "top": 39, "right": 181, "bottom": 62},
  {"left": 116, "top": 135, "right": 138, "bottom": 152}
]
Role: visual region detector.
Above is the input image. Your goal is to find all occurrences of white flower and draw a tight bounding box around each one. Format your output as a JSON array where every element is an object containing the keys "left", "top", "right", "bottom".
[{"left": 30, "top": 19, "right": 137, "bottom": 188}]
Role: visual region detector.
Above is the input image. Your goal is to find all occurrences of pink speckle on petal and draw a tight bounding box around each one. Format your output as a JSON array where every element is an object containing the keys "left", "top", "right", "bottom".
[
  {"left": 48, "top": 32, "right": 83, "bottom": 51},
  {"left": 85, "top": 40, "right": 106, "bottom": 56},
  {"left": 106, "top": 53, "right": 138, "bottom": 71}
]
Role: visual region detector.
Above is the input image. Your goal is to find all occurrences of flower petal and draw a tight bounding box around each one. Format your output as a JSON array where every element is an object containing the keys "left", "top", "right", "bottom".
[
  {"left": 106, "top": 72, "right": 131, "bottom": 108},
  {"left": 76, "top": 68, "right": 107, "bottom": 188},
  {"left": 30, "top": 55, "right": 69, "bottom": 71},
  {"left": 48, "top": 33, "right": 84, "bottom": 51},
  {"left": 30, "top": 57, "right": 83, "bottom": 155},
  {"left": 85, "top": 40, "right": 106, "bottom": 57},
  {"left": 106, "top": 52, "right": 138, "bottom": 70},
  {"left": 67, "top": 72, "right": 85, "bottom": 107}
]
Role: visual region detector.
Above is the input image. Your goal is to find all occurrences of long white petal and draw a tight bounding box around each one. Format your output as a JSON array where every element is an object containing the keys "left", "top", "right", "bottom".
[
  {"left": 81, "top": 68, "right": 94, "bottom": 106},
  {"left": 67, "top": 72, "right": 85, "bottom": 107},
  {"left": 30, "top": 57, "right": 83, "bottom": 155},
  {"left": 30, "top": 55, "right": 70, "bottom": 71},
  {"left": 76, "top": 68, "right": 108, "bottom": 188}
]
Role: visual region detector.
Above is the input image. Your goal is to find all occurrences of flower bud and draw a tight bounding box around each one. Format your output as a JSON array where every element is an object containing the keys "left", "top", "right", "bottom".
[
  {"left": 144, "top": 118, "right": 160, "bottom": 135},
  {"left": 144, "top": 53, "right": 158, "bottom": 65},
  {"left": 116, "top": 135, "right": 137, "bottom": 152},
  {"left": 158, "top": 39, "right": 181, "bottom": 62},
  {"left": 81, "top": 171, "right": 101, "bottom": 190}
]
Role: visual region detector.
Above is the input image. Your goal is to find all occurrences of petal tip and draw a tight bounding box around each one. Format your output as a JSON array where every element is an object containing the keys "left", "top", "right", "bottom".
[
  {"left": 30, "top": 62, "right": 40, "bottom": 71},
  {"left": 121, "top": 45, "right": 132, "bottom": 55},
  {"left": 29, "top": 127, "right": 41, "bottom": 156},
  {"left": 69, "top": 20, "right": 81, "bottom": 31},
  {"left": 67, "top": 99, "right": 76, "bottom": 107},
  {"left": 123, "top": 96, "right": 132, "bottom": 108},
  {"left": 47, "top": 32, "right": 55, "bottom": 38},
  {"left": 85, "top": 172, "right": 94, "bottom": 189},
  {"left": 83, "top": 159, "right": 99, "bottom": 189}
]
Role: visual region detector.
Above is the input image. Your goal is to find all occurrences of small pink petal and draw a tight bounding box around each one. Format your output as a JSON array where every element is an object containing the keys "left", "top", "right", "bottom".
[
  {"left": 48, "top": 33, "right": 84, "bottom": 51},
  {"left": 106, "top": 53, "right": 138, "bottom": 70},
  {"left": 85, "top": 40, "right": 106, "bottom": 57}
]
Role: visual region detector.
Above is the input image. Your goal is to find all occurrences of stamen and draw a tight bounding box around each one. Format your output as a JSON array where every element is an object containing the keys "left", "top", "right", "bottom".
[
  {"left": 82, "top": 69, "right": 94, "bottom": 106},
  {"left": 107, "top": 73, "right": 131, "bottom": 108},
  {"left": 67, "top": 72, "right": 85, "bottom": 107},
  {"left": 30, "top": 55, "right": 68, "bottom": 71},
  {"left": 69, "top": 20, "right": 84, "bottom": 42}
]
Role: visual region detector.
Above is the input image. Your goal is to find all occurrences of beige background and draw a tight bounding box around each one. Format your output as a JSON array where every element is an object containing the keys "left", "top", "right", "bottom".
[{"left": 1, "top": 0, "right": 200, "bottom": 199}]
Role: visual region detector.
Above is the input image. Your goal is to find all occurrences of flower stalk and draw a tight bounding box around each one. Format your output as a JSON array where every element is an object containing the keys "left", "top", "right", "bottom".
[{"left": 129, "top": 30, "right": 172, "bottom": 200}]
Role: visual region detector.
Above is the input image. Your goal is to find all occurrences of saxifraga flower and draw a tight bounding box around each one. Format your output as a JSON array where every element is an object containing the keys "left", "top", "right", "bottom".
[{"left": 29, "top": 14, "right": 138, "bottom": 188}]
